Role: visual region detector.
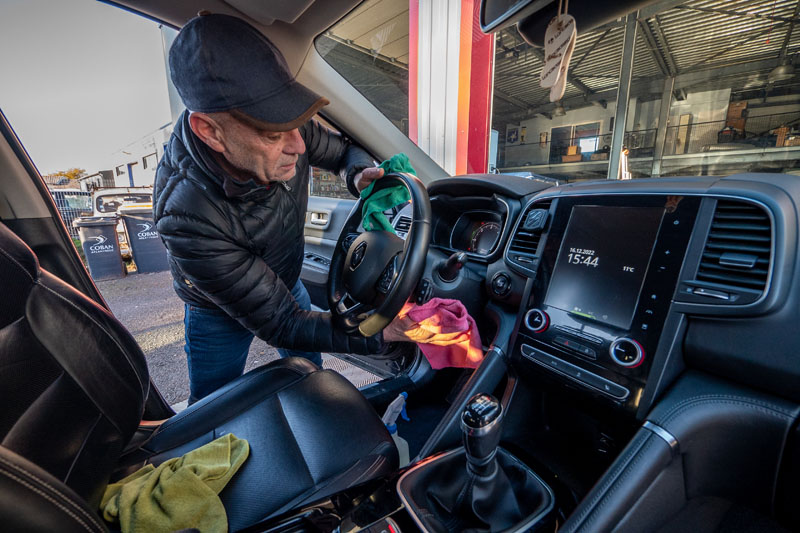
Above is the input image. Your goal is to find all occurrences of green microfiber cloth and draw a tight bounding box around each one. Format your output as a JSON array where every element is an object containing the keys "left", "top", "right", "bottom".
[
  {"left": 100, "top": 433, "right": 249, "bottom": 533},
  {"left": 361, "top": 153, "right": 415, "bottom": 233}
]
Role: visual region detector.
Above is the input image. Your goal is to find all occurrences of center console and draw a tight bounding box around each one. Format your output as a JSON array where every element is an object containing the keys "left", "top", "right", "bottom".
[{"left": 511, "top": 194, "right": 700, "bottom": 413}]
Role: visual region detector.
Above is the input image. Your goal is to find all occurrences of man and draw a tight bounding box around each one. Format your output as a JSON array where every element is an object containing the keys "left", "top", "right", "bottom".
[{"left": 154, "top": 13, "right": 420, "bottom": 403}]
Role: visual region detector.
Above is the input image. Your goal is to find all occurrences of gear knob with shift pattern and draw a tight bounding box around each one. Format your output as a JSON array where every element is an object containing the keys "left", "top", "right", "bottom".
[
  {"left": 398, "top": 391, "right": 556, "bottom": 531},
  {"left": 461, "top": 393, "right": 503, "bottom": 476}
]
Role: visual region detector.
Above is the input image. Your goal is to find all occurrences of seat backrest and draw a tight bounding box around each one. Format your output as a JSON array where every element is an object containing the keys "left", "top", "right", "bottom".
[
  {"left": 0, "top": 444, "right": 109, "bottom": 532},
  {"left": 0, "top": 222, "right": 149, "bottom": 509}
]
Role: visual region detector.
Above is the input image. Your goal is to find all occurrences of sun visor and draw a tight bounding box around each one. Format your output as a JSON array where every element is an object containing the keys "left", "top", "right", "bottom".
[{"left": 222, "top": 0, "right": 315, "bottom": 25}]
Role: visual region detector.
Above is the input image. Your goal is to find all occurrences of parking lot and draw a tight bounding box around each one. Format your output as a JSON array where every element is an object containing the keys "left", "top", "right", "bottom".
[{"left": 96, "top": 270, "right": 377, "bottom": 406}]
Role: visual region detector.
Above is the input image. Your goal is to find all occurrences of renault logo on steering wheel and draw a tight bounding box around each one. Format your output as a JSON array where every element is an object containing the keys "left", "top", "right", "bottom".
[{"left": 350, "top": 242, "right": 367, "bottom": 270}]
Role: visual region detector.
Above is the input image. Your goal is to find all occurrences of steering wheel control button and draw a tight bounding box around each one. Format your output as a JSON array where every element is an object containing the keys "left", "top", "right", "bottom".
[
  {"left": 609, "top": 338, "right": 644, "bottom": 367},
  {"left": 521, "top": 344, "right": 630, "bottom": 400},
  {"left": 376, "top": 257, "right": 398, "bottom": 294},
  {"left": 524, "top": 308, "right": 549, "bottom": 333},
  {"left": 490, "top": 272, "right": 512, "bottom": 296},
  {"left": 415, "top": 278, "right": 434, "bottom": 305}
]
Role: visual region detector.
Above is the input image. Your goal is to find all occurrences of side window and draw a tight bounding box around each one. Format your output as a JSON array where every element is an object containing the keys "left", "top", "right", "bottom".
[
  {"left": 308, "top": 115, "right": 358, "bottom": 200},
  {"left": 143, "top": 152, "right": 158, "bottom": 169},
  {"left": 309, "top": 167, "right": 351, "bottom": 199}
]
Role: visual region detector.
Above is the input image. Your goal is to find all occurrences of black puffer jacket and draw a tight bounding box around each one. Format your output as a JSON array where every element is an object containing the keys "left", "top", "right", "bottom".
[{"left": 153, "top": 111, "right": 383, "bottom": 354}]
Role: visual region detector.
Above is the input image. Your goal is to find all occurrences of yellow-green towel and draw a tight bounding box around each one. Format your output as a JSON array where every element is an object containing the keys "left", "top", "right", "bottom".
[{"left": 100, "top": 433, "right": 249, "bottom": 533}]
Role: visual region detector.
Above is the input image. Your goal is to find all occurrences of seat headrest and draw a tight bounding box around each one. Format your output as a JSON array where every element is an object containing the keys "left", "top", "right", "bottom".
[
  {"left": 0, "top": 222, "right": 40, "bottom": 329},
  {"left": 0, "top": 222, "right": 39, "bottom": 282}
]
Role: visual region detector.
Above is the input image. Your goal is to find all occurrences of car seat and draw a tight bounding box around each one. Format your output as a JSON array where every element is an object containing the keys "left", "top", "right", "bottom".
[{"left": 0, "top": 221, "right": 397, "bottom": 531}]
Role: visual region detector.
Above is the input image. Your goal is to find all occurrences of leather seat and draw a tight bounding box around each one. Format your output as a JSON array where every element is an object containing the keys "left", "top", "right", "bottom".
[{"left": 0, "top": 222, "right": 397, "bottom": 531}]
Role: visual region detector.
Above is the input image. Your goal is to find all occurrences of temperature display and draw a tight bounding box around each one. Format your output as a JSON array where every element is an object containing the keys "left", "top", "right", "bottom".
[{"left": 544, "top": 206, "right": 664, "bottom": 330}]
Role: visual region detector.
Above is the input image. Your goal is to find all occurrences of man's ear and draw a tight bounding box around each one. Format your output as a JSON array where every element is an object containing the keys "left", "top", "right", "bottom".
[{"left": 188, "top": 112, "right": 226, "bottom": 153}]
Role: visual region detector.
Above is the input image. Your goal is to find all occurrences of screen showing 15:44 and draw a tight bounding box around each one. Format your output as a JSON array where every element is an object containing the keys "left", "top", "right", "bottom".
[{"left": 544, "top": 206, "right": 665, "bottom": 330}]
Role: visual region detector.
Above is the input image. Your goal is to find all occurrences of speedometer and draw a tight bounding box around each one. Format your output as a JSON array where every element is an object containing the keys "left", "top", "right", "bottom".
[{"left": 469, "top": 222, "right": 501, "bottom": 255}]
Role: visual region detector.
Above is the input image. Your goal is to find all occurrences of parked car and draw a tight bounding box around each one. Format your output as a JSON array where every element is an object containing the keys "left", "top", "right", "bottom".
[{"left": 91, "top": 187, "right": 153, "bottom": 258}]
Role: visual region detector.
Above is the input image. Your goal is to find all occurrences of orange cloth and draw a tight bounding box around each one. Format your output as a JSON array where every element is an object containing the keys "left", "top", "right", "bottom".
[{"left": 398, "top": 298, "right": 484, "bottom": 369}]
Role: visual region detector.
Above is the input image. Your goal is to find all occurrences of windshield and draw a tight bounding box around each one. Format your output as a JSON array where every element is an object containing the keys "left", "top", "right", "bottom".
[
  {"left": 61, "top": 192, "right": 92, "bottom": 211},
  {"left": 319, "top": 0, "right": 800, "bottom": 182}
]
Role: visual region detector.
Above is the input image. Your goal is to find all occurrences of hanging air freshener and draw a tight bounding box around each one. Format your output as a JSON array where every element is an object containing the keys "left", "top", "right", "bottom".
[
  {"left": 550, "top": 31, "right": 575, "bottom": 101},
  {"left": 540, "top": 0, "right": 577, "bottom": 101}
]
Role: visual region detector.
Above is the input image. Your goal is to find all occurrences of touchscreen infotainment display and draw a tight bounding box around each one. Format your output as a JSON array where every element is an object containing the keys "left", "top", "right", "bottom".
[{"left": 544, "top": 206, "right": 665, "bottom": 330}]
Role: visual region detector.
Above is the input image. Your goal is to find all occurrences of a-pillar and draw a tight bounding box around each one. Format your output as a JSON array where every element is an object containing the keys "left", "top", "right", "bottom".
[{"left": 409, "top": 0, "right": 494, "bottom": 175}]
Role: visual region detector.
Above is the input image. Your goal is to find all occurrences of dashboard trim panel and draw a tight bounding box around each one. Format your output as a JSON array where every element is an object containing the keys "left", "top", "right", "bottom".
[
  {"left": 508, "top": 191, "right": 779, "bottom": 314},
  {"left": 521, "top": 343, "right": 630, "bottom": 401},
  {"left": 429, "top": 195, "right": 513, "bottom": 263}
]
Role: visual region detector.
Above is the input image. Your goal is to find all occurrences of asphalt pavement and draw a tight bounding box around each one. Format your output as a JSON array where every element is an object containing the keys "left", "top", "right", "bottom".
[{"left": 96, "top": 270, "right": 377, "bottom": 406}]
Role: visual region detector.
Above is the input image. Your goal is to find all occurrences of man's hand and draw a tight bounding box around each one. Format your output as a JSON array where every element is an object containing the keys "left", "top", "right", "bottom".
[{"left": 353, "top": 167, "right": 385, "bottom": 193}]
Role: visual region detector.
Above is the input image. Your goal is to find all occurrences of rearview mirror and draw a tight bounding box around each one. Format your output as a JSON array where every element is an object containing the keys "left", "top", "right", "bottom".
[
  {"left": 480, "top": 0, "right": 552, "bottom": 34},
  {"left": 481, "top": 0, "right": 658, "bottom": 46}
]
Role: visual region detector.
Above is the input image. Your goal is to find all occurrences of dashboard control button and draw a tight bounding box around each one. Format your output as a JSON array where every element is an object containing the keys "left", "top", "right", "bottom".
[
  {"left": 553, "top": 335, "right": 570, "bottom": 347},
  {"left": 579, "top": 372, "right": 630, "bottom": 399},
  {"left": 524, "top": 309, "right": 549, "bottom": 333},
  {"left": 553, "top": 325, "right": 603, "bottom": 345},
  {"left": 520, "top": 344, "right": 629, "bottom": 400},
  {"left": 609, "top": 338, "right": 644, "bottom": 367},
  {"left": 580, "top": 345, "right": 597, "bottom": 359},
  {"left": 553, "top": 336, "right": 598, "bottom": 360},
  {"left": 513, "top": 254, "right": 538, "bottom": 267},
  {"left": 490, "top": 272, "right": 512, "bottom": 296},
  {"left": 691, "top": 287, "right": 731, "bottom": 300}
]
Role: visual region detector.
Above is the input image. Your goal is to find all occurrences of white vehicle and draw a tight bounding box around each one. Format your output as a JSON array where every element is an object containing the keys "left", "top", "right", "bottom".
[{"left": 91, "top": 187, "right": 153, "bottom": 258}]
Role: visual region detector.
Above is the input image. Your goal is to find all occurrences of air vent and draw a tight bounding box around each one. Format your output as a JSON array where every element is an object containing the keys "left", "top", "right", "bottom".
[
  {"left": 685, "top": 199, "right": 771, "bottom": 304},
  {"left": 394, "top": 215, "right": 411, "bottom": 237},
  {"left": 506, "top": 199, "right": 551, "bottom": 274}
]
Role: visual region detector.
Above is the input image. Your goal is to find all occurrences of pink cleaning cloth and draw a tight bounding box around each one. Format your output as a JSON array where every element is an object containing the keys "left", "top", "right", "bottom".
[{"left": 398, "top": 298, "right": 484, "bottom": 369}]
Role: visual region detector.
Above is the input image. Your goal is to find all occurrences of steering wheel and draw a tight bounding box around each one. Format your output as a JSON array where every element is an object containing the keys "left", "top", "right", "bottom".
[{"left": 328, "top": 172, "right": 431, "bottom": 337}]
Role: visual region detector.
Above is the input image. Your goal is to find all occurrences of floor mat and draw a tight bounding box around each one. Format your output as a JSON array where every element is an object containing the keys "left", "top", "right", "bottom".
[
  {"left": 396, "top": 401, "right": 450, "bottom": 460},
  {"left": 322, "top": 354, "right": 381, "bottom": 389}
]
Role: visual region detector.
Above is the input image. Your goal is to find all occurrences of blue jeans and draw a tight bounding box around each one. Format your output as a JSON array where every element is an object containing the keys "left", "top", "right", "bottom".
[{"left": 184, "top": 279, "right": 322, "bottom": 404}]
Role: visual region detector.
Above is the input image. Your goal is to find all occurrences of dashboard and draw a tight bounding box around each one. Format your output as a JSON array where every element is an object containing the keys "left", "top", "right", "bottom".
[
  {"left": 396, "top": 194, "right": 510, "bottom": 260},
  {"left": 411, "top": 173, "right": 800, "bottom": 420},
  {"left": 514, "top": 194, "right": 701, "bottom": 412}
]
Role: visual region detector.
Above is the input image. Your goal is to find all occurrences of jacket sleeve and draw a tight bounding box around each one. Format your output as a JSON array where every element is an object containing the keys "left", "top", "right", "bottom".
[
  {"left": 157, "top": 210, "right": 384, "bottom": 355},
  {"left": 300, "top": 120, "right": 375, "bottom": 197}
]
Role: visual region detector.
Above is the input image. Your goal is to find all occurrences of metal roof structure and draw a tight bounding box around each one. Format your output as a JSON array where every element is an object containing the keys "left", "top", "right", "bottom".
[
  {"left": 319, "top": 0, "right": 800, "bottom": 138},
  {"left": 493, "top": 0, "right": 800, "bottom": 129}
]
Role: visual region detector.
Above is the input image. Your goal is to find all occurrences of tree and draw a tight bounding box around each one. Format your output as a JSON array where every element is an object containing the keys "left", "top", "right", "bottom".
[{"left": 52, "top": 168, "right": 87, "bottom": 181}]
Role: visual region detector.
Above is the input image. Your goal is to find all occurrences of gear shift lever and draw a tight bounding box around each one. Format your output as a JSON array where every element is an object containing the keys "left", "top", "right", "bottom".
[
  {"left": 406, "top": 392, "right": 545, "bottom": 531},
  {"left": 461, "top": 393, "right": 503, "bottom": 476}
]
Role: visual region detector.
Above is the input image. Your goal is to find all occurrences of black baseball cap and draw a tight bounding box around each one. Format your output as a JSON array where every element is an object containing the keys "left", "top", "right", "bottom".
[{"left": 169, "top": 13, "right": 329, "bottom": 131}]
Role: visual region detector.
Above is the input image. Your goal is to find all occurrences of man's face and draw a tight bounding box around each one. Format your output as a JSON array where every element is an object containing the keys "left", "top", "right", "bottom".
[{"left": 214, "top": 113, "right": 306, "bottom": 184}]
